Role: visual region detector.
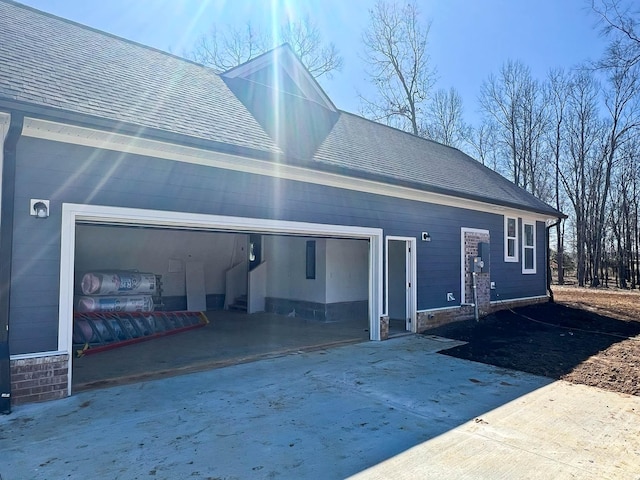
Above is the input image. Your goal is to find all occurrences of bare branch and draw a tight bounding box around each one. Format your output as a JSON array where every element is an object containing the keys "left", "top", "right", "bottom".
[
  {"left": 592, "top": 0, "right": 640, "bottom": 69},
  {"left": 281, "top": 17, "right": 343, "bottom": 79},
  {"left": 421, "top": 87, "right": 469, "bottom": 148},
  {"left": 188, "top": 18, "right": 342, "bottom": 79}
]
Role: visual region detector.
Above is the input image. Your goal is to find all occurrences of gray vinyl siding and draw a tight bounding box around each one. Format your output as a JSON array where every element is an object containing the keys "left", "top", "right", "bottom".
[{"left": 10, "top": 137, "right": 548, "bottom": 354}]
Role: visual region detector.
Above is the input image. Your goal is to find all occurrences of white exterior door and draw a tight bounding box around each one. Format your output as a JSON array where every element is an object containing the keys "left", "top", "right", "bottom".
[{"left": 386, "top": 237, "right": 417, "bottom": 332}]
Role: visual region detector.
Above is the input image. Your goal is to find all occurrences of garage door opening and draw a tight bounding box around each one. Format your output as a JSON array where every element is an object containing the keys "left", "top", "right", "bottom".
[{"left": 60, "top": 204, "right": 383, "bottom": 393}]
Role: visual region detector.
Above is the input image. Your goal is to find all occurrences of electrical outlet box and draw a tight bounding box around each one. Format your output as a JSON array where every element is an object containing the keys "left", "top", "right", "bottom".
[{"left": 447, "top": 292, "right": 455, "bottom": 302}]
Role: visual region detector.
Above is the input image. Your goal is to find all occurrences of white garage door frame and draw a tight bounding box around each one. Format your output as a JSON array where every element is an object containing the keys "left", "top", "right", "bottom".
[{"left": 59, "top": 203, "right": 384, "bottom": 392}]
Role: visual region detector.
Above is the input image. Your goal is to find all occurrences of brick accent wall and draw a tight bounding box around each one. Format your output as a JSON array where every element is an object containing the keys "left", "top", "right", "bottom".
[
  {"left": 417, "top": 307, "right": 474, "bottom": 332},
  {"left": 10, "top": 354, "right": 69, "bottom": 405},
  {"left": 462, "top": 230, "right": 490, "bottom": 309}
]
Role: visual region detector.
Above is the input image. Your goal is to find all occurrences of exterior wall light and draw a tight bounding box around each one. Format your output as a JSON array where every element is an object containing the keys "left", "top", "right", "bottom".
[{"left": 30, "top": 199, "right": 50, "bottom": 218}]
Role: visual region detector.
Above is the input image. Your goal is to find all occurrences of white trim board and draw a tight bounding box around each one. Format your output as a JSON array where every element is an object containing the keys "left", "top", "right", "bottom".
[
  {"left": 490, "top": 295, "right": 548, "bottom": 305},
  {"left": 521, "top": 220, "right": 537, "bottom": 275},
  {"left": 59, "top": 203, "right": 384, "bottom": 394},
  {"left": 417, "top": 305, "right": 463, "bottom": 313},
  {"left": 0, "top": 112, "right": 10, "bottom": 141},
  {"left": 9, "top": 350, "right": 67, "bottom": 361},
  {"left": 0, "top": 112, "right": 11, "bottom": 216},
  {"left": 22, "top": 117, "right": 553, "bottom": 222}
]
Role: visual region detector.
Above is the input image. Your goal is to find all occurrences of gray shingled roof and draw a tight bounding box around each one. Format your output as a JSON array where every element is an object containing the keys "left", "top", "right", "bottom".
[
  {"left": 0, "top": 1, "right": 279, "bottom": 154},
  {"left": 313, "top": 112, "right": 559, "bottom": 214},
  {"left": 0, "top": 1, "right": 561, "bottom": 217}
]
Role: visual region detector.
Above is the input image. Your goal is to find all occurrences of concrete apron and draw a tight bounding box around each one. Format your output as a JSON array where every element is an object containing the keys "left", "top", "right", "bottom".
[{"left": 2, "top": 336, "right": 639, "bottom": 480}]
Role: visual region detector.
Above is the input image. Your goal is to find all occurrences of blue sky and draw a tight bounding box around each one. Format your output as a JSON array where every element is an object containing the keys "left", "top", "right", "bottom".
[{"left": 18, "top": 0, "right": 606, "bottom": 126}]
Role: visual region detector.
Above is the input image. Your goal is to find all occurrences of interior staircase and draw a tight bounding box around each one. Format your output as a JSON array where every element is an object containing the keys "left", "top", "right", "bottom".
[{"left": 228, "top": 294, "right": 247, "bottom": 312}]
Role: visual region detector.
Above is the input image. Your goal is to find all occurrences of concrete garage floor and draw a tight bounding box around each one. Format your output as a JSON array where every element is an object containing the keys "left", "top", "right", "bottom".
[
  {"left": 4, "top": 336, "right": 639, "bottom": 479},
  {"left": 73, "top": 310, "right": 370, "bottom": 390}
]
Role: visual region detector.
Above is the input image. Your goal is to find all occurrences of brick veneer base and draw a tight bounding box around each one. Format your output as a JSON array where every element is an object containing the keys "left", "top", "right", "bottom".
[
  {"left": 379, "top": 316, "right": 389, "bottom": 340},
  {"left": 416, "top": 296, "right": 550, "bottom": 333},
  {"left": 10, "top": 354, "right": 69, "bottom": 405}
]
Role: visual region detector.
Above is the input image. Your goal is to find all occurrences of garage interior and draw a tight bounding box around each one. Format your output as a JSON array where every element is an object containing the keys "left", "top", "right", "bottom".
[{"left": 72, "top": 223, "right": 372, "bottom": 390}]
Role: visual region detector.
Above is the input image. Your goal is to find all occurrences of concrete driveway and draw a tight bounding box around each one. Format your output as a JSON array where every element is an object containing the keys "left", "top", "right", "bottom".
[{"left": 2, "top": 336, "right": 639, "bottom": 479}]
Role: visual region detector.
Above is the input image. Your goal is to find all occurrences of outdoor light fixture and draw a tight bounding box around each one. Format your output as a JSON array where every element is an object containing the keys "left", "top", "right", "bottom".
[{"left": 30, "top": 199, "right": 50, "bottom": 218}]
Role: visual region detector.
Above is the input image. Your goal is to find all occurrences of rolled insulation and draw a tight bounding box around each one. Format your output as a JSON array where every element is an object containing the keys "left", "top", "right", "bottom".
[
  {"left": 75, "top": 295, "right": 154, "bottom": 313},
  {"left": 80, "top": 271, "right": 156, "bottom": 296}
]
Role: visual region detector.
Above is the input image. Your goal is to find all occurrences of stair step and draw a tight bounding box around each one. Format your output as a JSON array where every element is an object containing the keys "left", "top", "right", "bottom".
[{"left": 228, "top": 295, "right": 248, "bottom": 311}]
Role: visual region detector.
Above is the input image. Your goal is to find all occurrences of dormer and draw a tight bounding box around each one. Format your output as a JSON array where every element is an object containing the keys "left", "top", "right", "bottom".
[
  {"left": 222, "top": 44, "right": 339, "bottom": 160},
  {"left": 223, "top": 44, "right": 336, "bottom": 111}
]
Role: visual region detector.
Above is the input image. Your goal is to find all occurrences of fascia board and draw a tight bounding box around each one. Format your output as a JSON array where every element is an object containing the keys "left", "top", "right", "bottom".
[{"left": 22, "top": 117, "right": 551, "bottom": 223}]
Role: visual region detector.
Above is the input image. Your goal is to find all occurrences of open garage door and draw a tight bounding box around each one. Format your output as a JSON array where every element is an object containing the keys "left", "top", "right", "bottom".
[{"left": 59, "top": 204, "right": 383, "bottom": 392}]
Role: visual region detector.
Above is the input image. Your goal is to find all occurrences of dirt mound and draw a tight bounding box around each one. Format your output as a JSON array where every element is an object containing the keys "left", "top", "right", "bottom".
[{"left": 424, "top": 286, "right": 640, "bottom": 396}]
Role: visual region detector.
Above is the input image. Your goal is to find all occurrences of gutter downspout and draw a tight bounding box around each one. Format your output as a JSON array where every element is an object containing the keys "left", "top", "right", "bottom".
[
  {"left": 546, "top": 217, "right": 563, "bottom": 304},
  {"left": 0, "top": 113, "right": 23, "bottom": 415}
]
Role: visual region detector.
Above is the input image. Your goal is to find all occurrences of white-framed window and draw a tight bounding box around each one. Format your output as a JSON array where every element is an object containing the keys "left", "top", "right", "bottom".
[
  {"left": 504, "top": 216, "right": 518, "bottom": 262},
  {"left": 522, "top": 221, "right": 536, "bottom": 274}
]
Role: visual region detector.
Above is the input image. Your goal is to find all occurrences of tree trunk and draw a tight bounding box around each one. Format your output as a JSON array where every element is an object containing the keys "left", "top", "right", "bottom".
[{"left": 556, "top": 222, "right": 564, "bottom": 285}]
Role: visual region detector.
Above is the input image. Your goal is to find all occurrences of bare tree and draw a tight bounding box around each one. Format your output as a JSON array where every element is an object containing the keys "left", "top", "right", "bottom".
[
  {"left": 559, "top": 69, "right": 603, "bottom": 287},
  {"left": 466, "top": 121, "right": 500, "bottom": 170},
  {"left": 479, "top": 61, "right": 524, "bottom": 183},
  {"left": 190, "top": 18, "right": 342, "bottom": 78},
  {"left": 360, "top": 0, "right": 436, "bottom": 135},
  {"left": 280, "top": 18, "right": 343, "bottom": 79},
  {"left": 589, "top": 60, "right": 640, "bottom": 286},
  {"left": 519, "top": 72, "right": 551, "bottom": 199},
  {"left": 191, "top": 23, "right": 267, "bottom": 72},
  {"left": 545, "top": 68, "right": 571, "bottom": 284},
  {"left": 421, "top": 87, "right": 469, "bottom": 148},
  {"left": 588, "top": 1, "right": 640, "bottom": 287},
  {"left": 609, "top": 138, "right": 640, "bottom": 287},
  {"left": 479, "top": 60, "right": 550, "bottom": 198}
]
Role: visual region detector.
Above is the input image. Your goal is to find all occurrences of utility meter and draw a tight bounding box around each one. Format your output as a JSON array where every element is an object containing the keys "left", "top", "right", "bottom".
[{"left": 471, "top": 256, "right": 484, "bottom": 273}]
